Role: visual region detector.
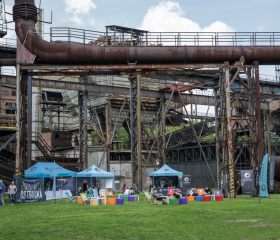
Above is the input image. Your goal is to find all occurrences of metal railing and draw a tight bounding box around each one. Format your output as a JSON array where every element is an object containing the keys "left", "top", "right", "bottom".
[
  {"left": 50, "top": 28, "right": 280, "bottom": 47},
  {"left": 0, "top": 114, "right": 16, "bottom": 128}
]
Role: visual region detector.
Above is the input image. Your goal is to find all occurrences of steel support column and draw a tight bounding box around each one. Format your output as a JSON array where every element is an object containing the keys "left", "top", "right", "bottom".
[
  {"left": 16, "top": 64, "right": 21, "bottom": 177},
  {"left": 224, "top": 63, "right": 235, "bottom": 198},
  {"left": 254, "top": 62, "right": 263, "bottom": 164},
  {"left": 79, "top": 92, "right": 86, "bottom": 169},
  {"left": 137, "top": 75, "right": 142, "bottom": 192},
  {"left": 214, "top": 88, "right": 220, "bottom": 188},
  {"left": 27, "top": 71, "right": 32, "bottom": 168}
]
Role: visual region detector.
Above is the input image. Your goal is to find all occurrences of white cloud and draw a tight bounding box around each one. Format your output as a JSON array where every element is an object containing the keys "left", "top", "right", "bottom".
[
  {"left": 140, "top": 1, "right": 235, "bottom": 32},
  {"left": 65, "top": 0, "right": 96, "bottom": 25}
]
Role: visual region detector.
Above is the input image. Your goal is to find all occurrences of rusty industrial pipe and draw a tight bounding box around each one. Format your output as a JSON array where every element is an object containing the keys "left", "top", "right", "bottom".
[
  {"left": 13, "top": 0, "right": 280, "bottom": 65},
  {"left": 0, "top": 58, "right": 17, "bottom": 66}
]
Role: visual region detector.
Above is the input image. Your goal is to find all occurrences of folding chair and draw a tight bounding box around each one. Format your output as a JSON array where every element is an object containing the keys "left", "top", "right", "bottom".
[
  {"left": 80, "top": 193, "right": 90, "bottom": 205},
  {"left": 65, "top": 192, "right": 75, "bottom": 203},
  {"left": 108, "top": 191, "right": 116, "bottom": 198},
  {"left": 198, "top": 188, "right": 205, "bottom": 196},
  {"left": 144, "top": 191, "right": 152, "bottom": 203},
  {"left": 167, "top": 188, "right": 174, "bottom": 196},
  {"left": 100, "top": 190, "right": 107, "bottom": 198}
]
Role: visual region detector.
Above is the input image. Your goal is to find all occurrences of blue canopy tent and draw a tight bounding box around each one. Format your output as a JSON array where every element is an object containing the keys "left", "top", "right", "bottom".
[
  {"left": 25, "top": 162, "right": 77, "bottom": 178},
  {"left": 149, "top": 164, "right": 183, "bottom": 188},
  {"left": 77, "top": 164, "right": 115, "bottom": 193}
]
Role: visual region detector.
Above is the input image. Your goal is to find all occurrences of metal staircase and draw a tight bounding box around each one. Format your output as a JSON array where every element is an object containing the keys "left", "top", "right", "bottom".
[{"left": 33, "top": 133, "right": 55, "bottom": 161}]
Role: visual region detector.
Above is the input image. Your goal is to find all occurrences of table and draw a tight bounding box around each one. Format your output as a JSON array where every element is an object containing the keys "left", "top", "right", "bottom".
[
  {"left": 89, "top": 197, "right": 106, "bottom": 205},
  {"left": 118, "top": 194, "right": 139, "bottom": 201},
  {"left": 45, "top": 190, "right": 72, "bottom": 201}
]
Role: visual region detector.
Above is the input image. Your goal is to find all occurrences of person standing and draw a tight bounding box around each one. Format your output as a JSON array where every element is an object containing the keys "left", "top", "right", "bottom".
[
  {"left": 82, "top": 179, "right": 88, "bottom": 193},
  {"left": 0, "top": 180, "right": 5, "bottom": 206},
  {"left": 122, "top": 184, "right": 126, "bottom": 193},
  {"left": 8, "top": 181, "right": 17, "bottom": 205},
  {"left": 96, "top": 181, "right": 100, "bottom": 196}
]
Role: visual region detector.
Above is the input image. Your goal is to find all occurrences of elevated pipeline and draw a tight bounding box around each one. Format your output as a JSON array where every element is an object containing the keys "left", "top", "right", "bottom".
[{"left": 13, "top": 0, "right": 280, "bottom": 65}]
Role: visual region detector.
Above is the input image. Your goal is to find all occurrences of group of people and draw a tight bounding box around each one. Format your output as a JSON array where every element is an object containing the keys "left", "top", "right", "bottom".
[
  {"left": 154, "top": 179, "right": 174, "bottom": 188},
  {"left": 0, "top": 180, "right": 17, "bottom": 206},
  {"left": 190, "top": 186, "right": 212, "bottom": 196},
  {"left": 80, "top": 179, "right": 101, "bottom": 197},
  {"left": 151, "top": 187, "right": 182, "bottom": 204},
  {"left": 122, "top": 183, "right": 139, "bottom": 195}
]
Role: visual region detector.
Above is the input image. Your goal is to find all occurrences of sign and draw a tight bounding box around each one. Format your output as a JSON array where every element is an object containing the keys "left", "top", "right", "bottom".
[
  {"left": 156, "top": 187, "right": 168, "bottom": 196},
  {"left": 240, "top": 170, "right": 255, "bottom": 195},
  {"left": 259, "top": 154, "right": 268, "bottom": 197},
  {"left": 269, "top": 155, "right": 275, "bottom": 191},
  {"left": 16, "top": 178, "right": 45, "bottom": 203},
  {"left": 182, "top": 175, "right": 191, "bottom": 196}
]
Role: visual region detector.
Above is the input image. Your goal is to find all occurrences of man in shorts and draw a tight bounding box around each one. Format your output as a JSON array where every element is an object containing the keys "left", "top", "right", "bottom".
[{"left": 151, "top": 188, "right": 167, "bottom": 204}]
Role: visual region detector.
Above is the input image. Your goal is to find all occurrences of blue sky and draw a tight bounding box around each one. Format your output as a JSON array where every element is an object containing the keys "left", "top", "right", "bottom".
[{"left": 4, "top": 0, "right": 280, "bottom": 75}]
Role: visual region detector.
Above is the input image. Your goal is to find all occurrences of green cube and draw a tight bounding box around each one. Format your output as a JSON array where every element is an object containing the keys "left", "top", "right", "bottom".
[
  {"left": 107, "top": 195, "right": 113, "bottom": 199},
  {"left": 123, "top": 196, "right": 128, "bottom": 201},
  {"left": 210, "top": 195, "right": 215, "bottom": 201},
  {"left": 169, "top": 198, "right": 178, "bottom": 205}
]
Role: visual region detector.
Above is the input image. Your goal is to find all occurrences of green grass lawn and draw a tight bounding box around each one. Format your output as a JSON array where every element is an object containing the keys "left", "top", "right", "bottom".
[{"left": 1, "top": 193, "right": 280, "bottom": 240}]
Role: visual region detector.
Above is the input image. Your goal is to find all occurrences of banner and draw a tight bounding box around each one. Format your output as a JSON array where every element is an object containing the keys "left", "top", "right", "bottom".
[
  {"left": 259, "top": 154, "right": 268, "bottom": 197},
  {"left": 182, "top": 175, "right": 191, "bottom": 196},
  {"left": 16, "top": 178, "right": 45, "bottom": 203},
  {"left": 156, "top": 187, "right": 168, "bottom": 196},
  {"left": 269, "top": 155, "right": 275, "bottom": 191},
  {"left": 224, "top": 172, "right": 229, "bottom": 196},
  {"left": 240, "top": 170, "right": 255, "bottom": 195}
]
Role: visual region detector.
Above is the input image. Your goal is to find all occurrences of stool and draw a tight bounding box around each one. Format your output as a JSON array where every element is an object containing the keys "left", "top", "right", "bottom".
[
  {"left": 116, "top": 198, "right": 124, "bottom": 205},
  {"left": 187, "top": 196, "right": 195, "bottom": 202},
  {"left": 128, "top": 196, "right": 135, "bottom": 202},
  {"left": 169, "top": 198, "right": 178, "bottom": 205},
  {"left": 108, "top": 198, "right": 116, "bottom": 204},
  {"left": 210, "top": 195, "right": 215, "bottom": 201},
  {"left": 98, "top": 199, "right": 102, "bottom": 204},
  {"left": 203, "top": 196, "right": 210, "bottom": 202},
  {"left": 215, "top": 195, "right": 223, "bottom": 201},
  {"left": 90, "top": 199, "right": 98, "bottom": 206},
  {"left": 123, "top": 196, "right": 128, "bottom": 201},
  {"left": 195, "top": 196, "right": 203, "bottom": 201},
  {"left": 179, "top": 198, "right": 188, "bottom": 204},
  {"left": 215, "top": 190, "right": 222, "bottom": 196},
  {"left": 78, "top": 198, "right": 83, "bottom": 204},
  {"left": 134, "top": 196, "right": 137, "bottom": 201},
  {"left": 107, "top": 195, "right": 113, "bottom": 199}
]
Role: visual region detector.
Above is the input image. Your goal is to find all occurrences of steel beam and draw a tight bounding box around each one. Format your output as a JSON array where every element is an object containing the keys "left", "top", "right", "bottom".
[
  {"left": 16, "top": 65, "right": 21, "bottom": 177},
  {"left": 27, "top": 71, "right": 32, "bottom": 168},
  {"left": 137, "top": 75, "right": 142, "bottom": 192}
]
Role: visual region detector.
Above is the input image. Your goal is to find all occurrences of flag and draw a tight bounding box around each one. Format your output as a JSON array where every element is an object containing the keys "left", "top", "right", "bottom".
[
  {"left": 269, "top": 155, "right": 275, "bottom": 191},
  {"left": 53, "top": 160, "right": 56, "bottom": 199},
  {"left": 259, "top": 154, "right": 268, "bottom": 197}
]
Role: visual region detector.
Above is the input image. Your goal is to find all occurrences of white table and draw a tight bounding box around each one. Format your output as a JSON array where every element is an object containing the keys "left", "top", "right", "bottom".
[
  {"left": 45, "top": 190, "right": 72, "bottom": 201},
  {"left": 89, "top": 197, "right": 106, "bottom": 205}
]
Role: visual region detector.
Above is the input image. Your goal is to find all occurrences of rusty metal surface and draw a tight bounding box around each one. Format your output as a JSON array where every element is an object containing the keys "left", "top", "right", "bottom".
[{"left": 13, "top": 0, "right": 280, "bottom": 66}]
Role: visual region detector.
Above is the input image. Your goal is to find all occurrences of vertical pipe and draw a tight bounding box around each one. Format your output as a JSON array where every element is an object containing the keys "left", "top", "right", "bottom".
[
  {"left": 84, "top": 94, "right": 88, "bottom": 169},
  {"left": 162, "top": 98, "right": 166, "bottom": 164},
  {"left": 106, "top": 101, "right": 110, "bottom": 172},
  {"left": 130, "top": 79, "right": 135, "bottom": 184},
  {"left": 225, "top": 63, "right": 235, "bottom": 198},
  {"left": 16, "top": 64, "right": 21, "bottom": 177},
  {"left": 214, "top": 88, "right": 220, "bottom": 188},
  {"left": 255, "top": 62, "right": 263, "bottom": 164},
  {"left": 267, "top": 112, "right": 271, "bottom": 156},
  {"left": 27, "top": 71, "right": 32, "bottom": 168},
  {"left": 137, "top": 75, "right": 142, "bottom": 192}
]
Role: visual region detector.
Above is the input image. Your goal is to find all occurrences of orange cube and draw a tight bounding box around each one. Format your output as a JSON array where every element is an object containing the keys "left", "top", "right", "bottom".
[
  {"left": 108, "top": 198, "right": 116, "bottom": 205},
  {"left": 102, "top": 197, "right": 107, "bottom": 204},
  {"left": 188, "top": 196, "right": 195, "bottom": 201}
]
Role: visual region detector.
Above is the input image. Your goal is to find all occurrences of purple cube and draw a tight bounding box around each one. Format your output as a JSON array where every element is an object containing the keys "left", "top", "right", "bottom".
[
  {"left": 179, "top": 198, "right": 188, "bottom": 204},
  {"left": 116, "top": 198, "right": 124, "bottom": 205},
  {"left": 215, "top": 190, "right": 221, "bottom": 196},
  {"left": 128, "top": 196, "right": 135, "bottom": 202}
]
